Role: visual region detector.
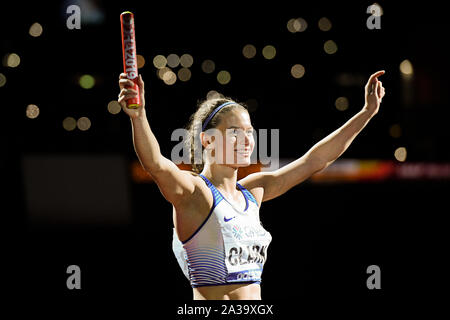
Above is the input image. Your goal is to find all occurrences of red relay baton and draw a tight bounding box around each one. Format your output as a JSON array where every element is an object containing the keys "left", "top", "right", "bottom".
[{"left": 120, "top": 11, "right": 140, "bottom": 109}]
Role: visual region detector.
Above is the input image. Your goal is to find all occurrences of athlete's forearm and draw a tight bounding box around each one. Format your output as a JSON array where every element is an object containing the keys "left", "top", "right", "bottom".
[
  {"left": 130, "top": 112, "right": 164, "bottom": 173},
  {"left": 308, "top": 106, "right": 376, "bottom": 168}
]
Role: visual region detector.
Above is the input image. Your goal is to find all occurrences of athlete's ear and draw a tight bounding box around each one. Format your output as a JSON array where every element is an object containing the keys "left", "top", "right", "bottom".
[{"left": 200, "top": 132, "right": 212, "bottom": 148}]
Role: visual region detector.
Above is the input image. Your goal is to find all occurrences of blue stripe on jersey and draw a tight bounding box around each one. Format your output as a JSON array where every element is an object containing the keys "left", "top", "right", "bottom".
[
  {"left": 236, "top": 182, "right": 259, "bottom": 206},
  {"left": 185, "top": 246, "right": 227, "bottom": 287}
]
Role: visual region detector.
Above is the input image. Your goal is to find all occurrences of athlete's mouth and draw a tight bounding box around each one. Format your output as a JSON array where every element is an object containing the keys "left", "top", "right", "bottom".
[{"left": 235, "top": 149, "right": 251, "bottom": 156}]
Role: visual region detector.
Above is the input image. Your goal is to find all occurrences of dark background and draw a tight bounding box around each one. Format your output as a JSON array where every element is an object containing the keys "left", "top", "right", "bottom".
[{"left": 1, "top": 0, "right": 448, "bottom": 316}]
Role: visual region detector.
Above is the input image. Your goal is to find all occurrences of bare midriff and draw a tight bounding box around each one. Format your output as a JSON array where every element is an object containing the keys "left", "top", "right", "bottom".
[{"left": 193, "top": 282, "right": 261, "bottom": 300}]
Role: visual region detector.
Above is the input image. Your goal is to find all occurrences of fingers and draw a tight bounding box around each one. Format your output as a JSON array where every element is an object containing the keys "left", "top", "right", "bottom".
[
  {"left": 119, "top": 78, "right": 135, "bottom": 89},
  {"left": 379, "top": 81, "right": 385, "bottom": 102},
  {"left": 137, "top": 74, "right": 145, "bottom": 90},
  {"left": 365, "top": 70, "right": 385, "bottom": 91},
  {"left": 376, "top": 80, "right": 382, "bottom": 98},
  {"left": 369, "top": 70, "right": 385, "bottom": 83},
  {"left": 118, "top": 87, "right": 138, "bottom": 102},
  {"left": 119, "top": 73, "right": 144, "bottom": 91}
]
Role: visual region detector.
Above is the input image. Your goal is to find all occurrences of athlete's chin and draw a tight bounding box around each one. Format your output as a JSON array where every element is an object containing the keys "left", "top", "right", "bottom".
[{"left": 228, "top": 160, "right": 252, "bottom": 169}]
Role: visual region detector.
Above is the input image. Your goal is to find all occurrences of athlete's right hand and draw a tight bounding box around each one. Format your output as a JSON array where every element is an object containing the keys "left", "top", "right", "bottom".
[{"left": 118, "top": 73, "right": 146, "bottom": 118}]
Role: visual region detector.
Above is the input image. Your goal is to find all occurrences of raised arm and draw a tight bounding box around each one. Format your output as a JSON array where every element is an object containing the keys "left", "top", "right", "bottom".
[
  {"left": 118, "top": 73, "right": 197, "bottom": 206},
  {"left": 240, "top": 70, "right": 386, "bottom": 202}
]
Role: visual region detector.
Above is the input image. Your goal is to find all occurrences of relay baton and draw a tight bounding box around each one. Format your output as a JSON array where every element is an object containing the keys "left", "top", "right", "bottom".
[{"left": 120, "top": 11, "right": 140, "bottom": 108}]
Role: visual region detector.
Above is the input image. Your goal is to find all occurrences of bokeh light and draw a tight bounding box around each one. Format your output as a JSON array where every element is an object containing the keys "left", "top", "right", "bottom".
[
  {"left": 63, "top": 117, "right": 77, "bottom": 131},
  {"left": 217, "top": 70, "right": 231, "bottom": 85},
  {"left": 394, "top": 147, "right": 407, "bottom": 162},
  {"left": 162, "top": 69, "right": 177, "bottom": 85},
  {"left": 79, "top": 74, "right": 95, "bottom": 89},
  {"left": 287, "top": 18, "right": 308, "bottom": 33},
  {"left": 0, "top": 73, "right": 6, "bottom": 87},
  {"left": 178, "top": 68, "right": 191, "bottom": 82},
  {"left": 262, "top": 45, "right": 276, "bottom": 60},
  {"left": 389, "top": 124, "right": 402, "bottom": 138},
  {"left": 107, "top": 100, "right": 122, "bottom": 114},
  {"left": 167, "top": 54, "right": 180, "bottom": 68},
  {"left": 206, "top": 90, "right": 223, "bottom": 100},
  {"left": 242, "top": 44, "right": 257, "bottom": 59},
  {"left": 180, "top": 54, "right": 194, "bottom": 68},
  {"left": 245, "top": 98, "right": 258, "bottom": 112},
  {"left": 324, "top": 40, "right": 338, "bottom": 54},
  {"left": 318, "top": 17, "right": 332, "bottom": 31},
  {"left": 136, "top": 54, "right": 145, "bottom": 69},
  {"left": 400, "top": 59, "right": 413, "bottom": 76},
  {"left": 291, "top": 64, "right": 305, "bottom": 78},
  {"left": 29, "top": 22, "right": 43, "bottom": 37},
  {"left": 153, "top": 55, "right": 167, "bottom": 69},
  {"left": 335, "top": 97, "right": 349, "bottom": 111},
  {"left": 26, "top": 104, "right": 40, "bottom": 119},
  {"left": 3, "top": 53, "right": 21, "bottom": 68},
  {"left": 201, "top": 60, "right": 215, "bottom": 74},
  {"left": 77, "top": 117, "right": 92, "bottom": 131}
]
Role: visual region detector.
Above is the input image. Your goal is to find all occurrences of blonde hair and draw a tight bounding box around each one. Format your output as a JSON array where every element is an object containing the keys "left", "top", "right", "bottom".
[{"left": 184, "top": 97, "right": 248, "bottom": 173}]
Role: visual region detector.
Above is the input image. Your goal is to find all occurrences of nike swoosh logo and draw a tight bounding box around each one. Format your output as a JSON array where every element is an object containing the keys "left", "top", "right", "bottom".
[{"left": 224, "top": 216, "right": 236, "bottom": 222}]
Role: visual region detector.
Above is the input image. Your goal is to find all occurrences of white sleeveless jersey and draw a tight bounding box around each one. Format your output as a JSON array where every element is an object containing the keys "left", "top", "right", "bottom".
[{"left": 172, "top": 174, "right": 272, "bottom": 288}]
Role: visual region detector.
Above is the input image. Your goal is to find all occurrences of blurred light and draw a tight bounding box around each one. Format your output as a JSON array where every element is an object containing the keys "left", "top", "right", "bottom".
[
  {"left": 335, "top": 97, "right": 349, "bottom": 111},
  {"left": 262, "top": 45, "right": 276, "bottom": 60},
  {"left": 217, "top": 70, "right": 231, "bottom": 85},
  {"left": 370, "top": 3, "right": 384, "bottom": 16},
  {"left": 389, "top": 124, "right": 402, "bottom": 138},
  {"left": 394, "top": 147, "right": 407, "bottom": 162},
  {"left": 107, "top": 100, "right": 122, "bottom": 114},
  {"left": 178, "top": 68, "right": 191, "bottom": 82},
  {"left": 336, "top": 73, "right": 366, "bottom": 87},
  {"left": 286, "top": 18, "right": 297, "bottom": 33},
  {"left": 3, "top": 53, "right": 21, "bottom": 68},
  {"left": 206, "top": 90, "right": 223, "bottom": 100},
  {"left": 324, "top": 40, "right": 338, "bottom": 54},
  {"left": 79, "top": 74, "right": 95, "bottom": 89},
  {"left": 291, "top": 64, "right": 305, "bottom": 78},
  {"left": 157, "top": 67, "right": 170, "bottom": 80},
  {"left": 201, "top": 60, "right": 215, "bottom": 74},
  {"left": 242, "top": 44, "right": 257, "bottom": 59},
  {"left": 294, "top": 18, "right": 308, "bottom": 32},
  {"left": 29, "top": 22, "right": 43, "bottom": 37},
  {"left": 400, "top": 59, "right": 413, "bottom": 77},
  {"left": 318, "top": 17, "right": 332, "bottom": 31},
  {"left": 162, "top": 70, "right": 177, "bottom": 85},
  {"left": 153, "top": 55, "right": 167, "bottom": 69},
  {"left": 245, "top": 98, "right": 258, "bottom": 112},
  {"left": 167, "top": 54, "right": 180, "bottom": 68},
  {"left": 0, "top": 73, "right": 6, "bottom": 87},
  {"left": 180, "top": 54, "right": 194, "bottom": 68},
  {"left": 136, "top": 54, "right": 145, "bottom": 69},
  {"left": 77, "top": 0, "right": 105, "bottom": 25},
  {"left": 26, "top": 104, "right": 40, "bottom": 119},
  {"left": 287, "top": 18, "right": 308, "bottom": 33},
  {"left": 77, "top": 117, "right": 91, "bottom": 131},
  {"left": 63, "top": 117, "right": 77, "bottom": 131}
]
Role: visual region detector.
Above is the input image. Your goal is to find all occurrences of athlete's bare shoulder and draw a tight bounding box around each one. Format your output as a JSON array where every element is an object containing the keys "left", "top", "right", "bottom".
[{"left": 180, "top": 170, "right": 209, "bottom": 192}]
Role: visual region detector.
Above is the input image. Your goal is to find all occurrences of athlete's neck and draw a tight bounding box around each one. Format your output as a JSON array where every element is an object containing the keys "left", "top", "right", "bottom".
[{"left": 201, "top": 163, "right": 239, "bottom": 195}]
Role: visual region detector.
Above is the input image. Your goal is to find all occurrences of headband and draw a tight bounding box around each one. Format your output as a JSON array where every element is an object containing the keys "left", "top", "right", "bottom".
[{"left": 201, "top": 101, "right": 236, "bottom": 131}]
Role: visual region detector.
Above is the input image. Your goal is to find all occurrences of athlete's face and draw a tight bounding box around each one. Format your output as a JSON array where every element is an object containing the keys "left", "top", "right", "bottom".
[{"left": 203, "top": 108, "right": 255, "bottom": 168}]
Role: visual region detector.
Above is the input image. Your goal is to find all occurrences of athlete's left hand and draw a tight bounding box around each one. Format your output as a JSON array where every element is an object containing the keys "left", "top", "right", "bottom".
[{"left": 363, "top": 70, "right": 386, "bottom": 115}]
